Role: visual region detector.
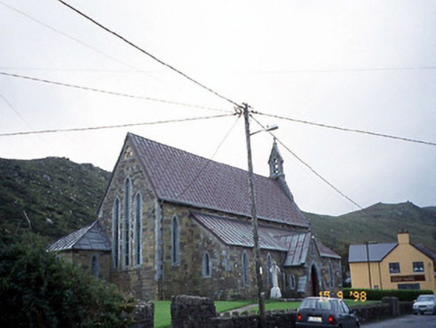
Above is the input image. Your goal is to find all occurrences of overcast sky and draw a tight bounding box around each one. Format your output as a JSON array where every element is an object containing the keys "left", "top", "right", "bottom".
[{"left": 1, "top": 0, "right": 435, "bottom": 216}]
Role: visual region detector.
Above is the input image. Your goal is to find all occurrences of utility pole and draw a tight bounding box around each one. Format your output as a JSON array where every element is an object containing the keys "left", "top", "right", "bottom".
[
  {"left": 366, "top": 241, "right": 373, "bottom": 289},
  {"left": 243, "top": 103, "right": 266, "bottom": 326}
]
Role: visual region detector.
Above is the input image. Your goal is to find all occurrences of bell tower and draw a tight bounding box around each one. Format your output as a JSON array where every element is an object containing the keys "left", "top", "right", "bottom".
[
  {"left": 268, "top": 138, "right": 284, "bottom": 178},
  {"left": 268, "top": 138, "right": 294, "bottom": 201}
]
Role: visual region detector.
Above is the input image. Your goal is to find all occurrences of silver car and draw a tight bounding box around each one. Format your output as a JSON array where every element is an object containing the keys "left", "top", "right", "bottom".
[{"left": 413, "top": 294, "right": 436, "bottom": 315}]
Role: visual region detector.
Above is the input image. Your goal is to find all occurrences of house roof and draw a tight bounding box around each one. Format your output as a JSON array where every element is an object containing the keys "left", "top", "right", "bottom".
[
  {"left": 348, "top": 243, "right": 397, "bottom": 263},
  {"left": 280, "top": 232, "right": 312, "bottom": 266},
  {"left": 413, "top": 244, "right": 436, "bottom": 262},
  {"left": 47, "top": 221, "right": 111, "bottom": 252},
  {"left": 192, "top": 212, "right": 288, "bottom": 251},
  {"left": 192, "top": 212, "right": 340, "bottom": 265},
  {"left": 128, "top": 133, "right": 309, "bottom": 228},
  {"left": 316, "top": 240, "right": 342, "bottom": 260}
]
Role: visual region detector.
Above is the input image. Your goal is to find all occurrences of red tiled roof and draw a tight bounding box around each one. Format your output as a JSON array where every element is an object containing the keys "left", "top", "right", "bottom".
[{"left": 128, "top": 133, "right": 309, "bottom": 228}]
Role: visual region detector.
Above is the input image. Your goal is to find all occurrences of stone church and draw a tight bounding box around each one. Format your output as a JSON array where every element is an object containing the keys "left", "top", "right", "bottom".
[{"left": 49, "top": 132, "right": 342, "bottom": 300}]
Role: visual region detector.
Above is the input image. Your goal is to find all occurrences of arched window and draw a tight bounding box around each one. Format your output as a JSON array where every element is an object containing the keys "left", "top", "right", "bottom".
[
  {"left": 266, "top": 254, "right": 272, "bottom": 285},
  {"left": 329, "top": 260, "right": 334, "bottom": 288},
  {"left": 289, "top": 274, "right": 296, "bottom": 289},
  {"left": 112, "top": 198, "right": 120, "bottom": 268},
  {"left": 171, "top": 215, "right": 180, "bottom": 266},
  {"left": 202, "top": 251, "right": 211, "bottom": 277},
  {"left": 242, "top": 250, "right": 249, "bottom": 285},
  {"left": 134, "top": 193, "right": 142, "bottom": 266},
  {"left": 124, "top": 177, "right": 132, "bottom": 267},
  {"left": 91, "top": 254, "right": 99, "bottom": 278}
]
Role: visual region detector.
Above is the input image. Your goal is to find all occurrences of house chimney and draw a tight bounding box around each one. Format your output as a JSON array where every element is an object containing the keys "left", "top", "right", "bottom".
[{"left": 397, "top": 230, "right": 410, "bottom": 244}]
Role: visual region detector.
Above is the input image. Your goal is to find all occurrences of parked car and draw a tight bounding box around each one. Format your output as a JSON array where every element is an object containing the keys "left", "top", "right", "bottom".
[
  {"left": 413, "top": 294, "right": 436, "bottom": 315},
  {"left": 296, "top": 297, "right": 359, "bottom": 328}
]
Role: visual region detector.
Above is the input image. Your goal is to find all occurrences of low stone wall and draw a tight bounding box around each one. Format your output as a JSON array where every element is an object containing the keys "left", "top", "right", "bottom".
[
  {"left": 170, "top": 295, "right": 413, "bottom": 328},
  {"left": 128, "top": 301, "right": 154, "bottom": 328}
]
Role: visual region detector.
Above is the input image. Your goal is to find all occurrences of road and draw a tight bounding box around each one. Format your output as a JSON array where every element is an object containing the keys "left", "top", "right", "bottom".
[{"left": 362, "top": 314, "right": 436, "bottom": 328}]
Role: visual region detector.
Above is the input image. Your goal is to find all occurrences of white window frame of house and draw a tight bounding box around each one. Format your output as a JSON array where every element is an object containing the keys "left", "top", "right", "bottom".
[
  {"left": 134, "top": 192, "right": 143, "bottom": 267},
  {"left": 202, "top": 251, "right": 212, "bottom": 278},
  {"left": 389, "top": 262, "right": 400, "bottom": 274},
  {"left": 171, "top": 215, "right": 181, "bottom": 266},
  {"left": 112, "top": 197, "right": 121, "bottom": 268},
  {"left": 123, "top": 177, "right": 132, "bottom": 268},
  {"left": 413, "top": 261, "right": 424, "bottom": 273},
  {"left": 329, "top": 260, "right": 334, "bottom": 288},
  {"left": 242, "top": 250, "right": 249, "bottom": 285},
  {"left": 91, "top": 253, "right": 99, "bottom": 278}
]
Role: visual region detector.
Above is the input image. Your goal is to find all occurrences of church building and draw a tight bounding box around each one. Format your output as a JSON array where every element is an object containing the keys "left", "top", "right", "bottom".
[{"left": 49, "top": 133, "right": 342, "bottom": 300}]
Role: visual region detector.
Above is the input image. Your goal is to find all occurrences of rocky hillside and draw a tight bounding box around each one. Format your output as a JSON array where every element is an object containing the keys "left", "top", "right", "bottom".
[
  {"left": 1, "top": 157, "right": 435, "bottom": 266},
  {"left": 305, "top": 202, "right": 436, "bottom": 262},
  {"left": 0, "top": 157, "right": 110, "bottom": 240}
]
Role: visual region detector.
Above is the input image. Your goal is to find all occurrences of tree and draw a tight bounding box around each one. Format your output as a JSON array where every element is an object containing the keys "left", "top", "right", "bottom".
[{"left": 0, "top": 233, "right": 130, "bottom": 327}]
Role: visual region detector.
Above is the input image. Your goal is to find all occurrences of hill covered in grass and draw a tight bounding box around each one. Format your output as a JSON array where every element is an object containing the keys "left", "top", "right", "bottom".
[
  {"left": 1, "top": 156, "right": 434, "bottom": 267},
  {"left": 305, "top": 201, "right": 436, "bottom": 262},
  {"left": 0, "top": 157, "right": 110, "bottom": 240}
]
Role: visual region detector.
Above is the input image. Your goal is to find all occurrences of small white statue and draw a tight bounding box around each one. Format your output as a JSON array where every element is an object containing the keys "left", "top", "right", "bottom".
[{"left": 270, "top": 260, "right": 282, "bottom": 299}]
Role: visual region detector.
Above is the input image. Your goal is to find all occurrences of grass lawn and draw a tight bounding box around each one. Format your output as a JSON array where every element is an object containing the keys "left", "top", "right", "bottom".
[{"left": 153, "top": 299, "right": 380, "bottom": 327}]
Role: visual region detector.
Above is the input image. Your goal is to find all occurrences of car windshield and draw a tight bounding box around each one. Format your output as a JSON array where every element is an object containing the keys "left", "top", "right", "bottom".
[
  {"left": 300, "top": 299, "right": 333, "bottom": 310},
  {"left": 417, "top": 295, "right": 434, "bottom": 302}
]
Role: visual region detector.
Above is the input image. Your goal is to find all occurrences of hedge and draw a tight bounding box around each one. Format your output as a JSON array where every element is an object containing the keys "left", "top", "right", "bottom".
[{"left": 343, "top": 287, "right": 434, "bottom": 302}]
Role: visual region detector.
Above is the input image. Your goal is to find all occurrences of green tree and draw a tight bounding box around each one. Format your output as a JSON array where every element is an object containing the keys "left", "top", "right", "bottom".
[{"left": 0, "top": 233, "right": 130, "bottom": 327}]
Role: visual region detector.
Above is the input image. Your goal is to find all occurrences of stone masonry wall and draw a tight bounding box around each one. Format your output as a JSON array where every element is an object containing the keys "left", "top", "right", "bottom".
[
  {"left": 99, "top": 141, "right": 158, "bottom": 300},
  {"left": 160, "top": 204, "right": 285, "bottom": 300}
]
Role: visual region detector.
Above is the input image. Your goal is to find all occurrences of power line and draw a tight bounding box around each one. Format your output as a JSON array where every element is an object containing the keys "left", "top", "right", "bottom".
[
  {"left": 253, "top": 111, "right": 436, "bottom": 147},
  {"left": 0, "top": 0, "right": 143, "bottom": 74},
  {"left": 174, "top": 114, "right": 241, "bottom": 200},
  {"left": 0, "top": 71, "right": 230, "bottom": 113},
  {"left": 0, "top": 113, "right": 236, "bottom": 137},
  {"left": 56, "top": 0, "right": 242, "bottom": 109},
  {"left": 247, "top": 66, "right": 436, "bottom": 74},
  {"left": 250, "top": 114, "right": 363, "bottom": 210}
]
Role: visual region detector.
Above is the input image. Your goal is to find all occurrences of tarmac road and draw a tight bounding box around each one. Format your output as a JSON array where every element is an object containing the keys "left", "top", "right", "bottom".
[{"left": 361, "top": 314, "right": 436, "bottom": 328}]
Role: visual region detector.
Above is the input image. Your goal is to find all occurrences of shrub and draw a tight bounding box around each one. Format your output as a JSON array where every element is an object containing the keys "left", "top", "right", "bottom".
[
  {"left": 0, "top": 233, "right": 130, "bottom": 327},
  {"left": 343, "top": 288, "right": 433, "bottom": 302}
]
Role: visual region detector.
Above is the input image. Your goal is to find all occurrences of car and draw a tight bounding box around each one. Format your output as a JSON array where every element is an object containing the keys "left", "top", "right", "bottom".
[
  {"left": 296, "top": 296, "right": 359, "bottom": 328},
  {"left": 413, "top": 294, "right": 436, "bottom": 315}
]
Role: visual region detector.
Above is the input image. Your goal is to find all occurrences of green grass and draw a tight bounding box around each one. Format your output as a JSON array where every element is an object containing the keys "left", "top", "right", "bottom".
[{"left": 152, "top": 299, "right": 380, "bottom": 327}]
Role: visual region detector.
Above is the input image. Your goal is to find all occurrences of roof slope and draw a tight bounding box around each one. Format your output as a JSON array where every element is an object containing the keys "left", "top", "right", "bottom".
[
  {"left": 128, "top": 133, "right": 309, "bottom": 228},
  {"left": 47, "top": 221, "right": 111, "bottom": 252},
  {"left": 348, "top": 243, "right": 397, "bottom": 263},
  {"left": 316, "top": 240, "right": 341, "bottom": 259},
  {"left": 192, "top": 212, "right": 288, "bottom": 251}
]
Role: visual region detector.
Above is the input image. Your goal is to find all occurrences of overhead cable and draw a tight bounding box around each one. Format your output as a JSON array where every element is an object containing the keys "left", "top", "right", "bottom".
[
  {"left": 0, "top": 113, "right": 236, "bottom": 137},
  {"left": 254, "top": 111, "right": 436, "bottom": 147},
  {"left": 0, "top": 71, "right": 230, "bottom": 113},
  {"left": 0, "top": 1, "right": 143, "bottom": 74},
  {"left": 173, "top": 114, "right": 241, "bottom": 200},
  {"left": 250, "top": 114, "right": 363, "bottom": 211},
  {"left": 57, "top": 0, "right": 242, "bottom": 109}
]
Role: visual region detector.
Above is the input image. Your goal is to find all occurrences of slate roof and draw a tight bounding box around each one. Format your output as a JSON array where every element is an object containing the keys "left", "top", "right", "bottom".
[
  {"left": 192, "top": 212, "right": 288, "bottom": 251},
  {"left": 128, "top": 133, "right": 309, "bottom": 228},
  {"left": 348, "top": 243, "right": 397, "bottom": 263},
  {"left": 413, "top": 244, "right": 436, "bottom": 262},
  {"left": 280, "top": 232, "right": 312, "bottom": 266},
  {"left": 316, "top": 240, "right": 341, "bottom": 259},
  {"left": 47, "top": 221, "right": 111, "bottom": 252}
]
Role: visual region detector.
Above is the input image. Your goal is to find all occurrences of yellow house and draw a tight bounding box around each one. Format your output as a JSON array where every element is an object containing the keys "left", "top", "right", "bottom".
[{"left": 349, "top": 231, "right": 436, "bottom": 292}]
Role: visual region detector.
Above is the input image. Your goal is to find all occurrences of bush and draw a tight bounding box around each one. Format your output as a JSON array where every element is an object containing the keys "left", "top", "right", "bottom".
[
  {"left": 343, "top": 288, "right": 434, "bottom": 302},
  {"left": 0, "top": 233, "right": 131, "bottom": 327}
]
